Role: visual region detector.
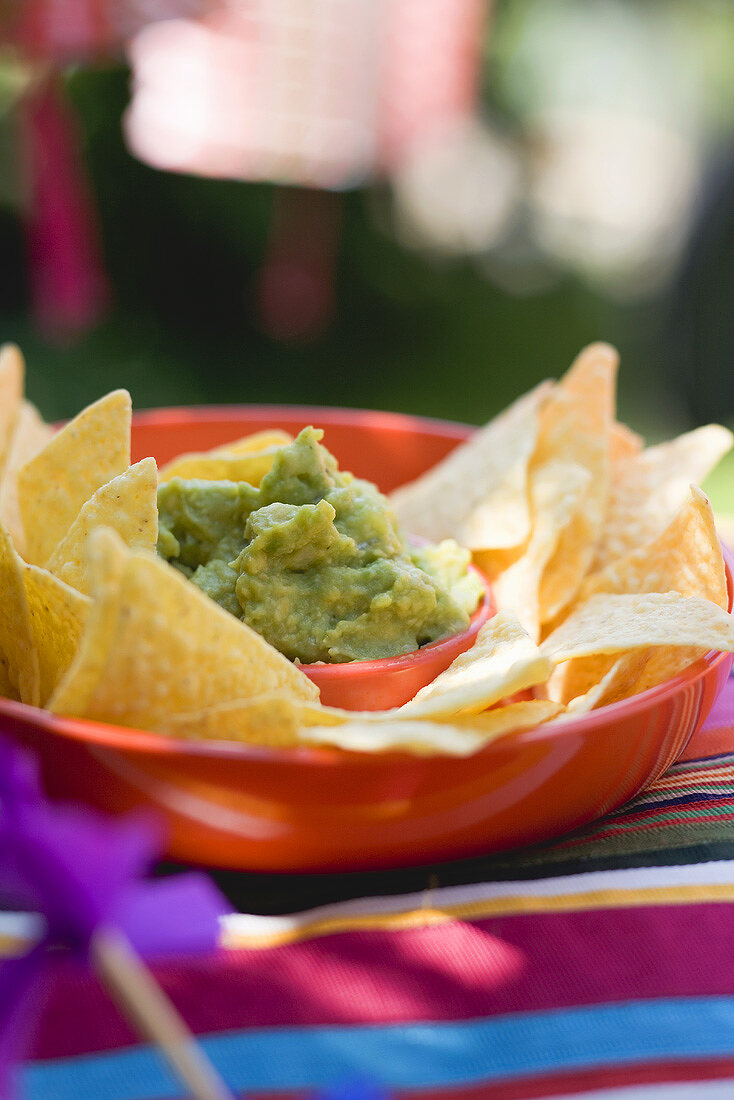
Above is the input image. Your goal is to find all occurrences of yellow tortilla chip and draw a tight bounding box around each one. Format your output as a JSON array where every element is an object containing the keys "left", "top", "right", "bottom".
[
  {"left": 0, "top": 522, "right": 39, "bottom": 705},
  {"left": 0, "top": 655, "right": 18, "bottom": 701},
  {"left": 389, "top": 380, "right": 553, "bottom": 551},
  {"left": 298, "top": 700, "right": 563, "bottom": 756},
  {"left": 158, "top": 448, "right": 284, "bottom": 485},
  {"left": 20, "top": 561, "right": 91, "bottom": 706},
  {"left": 535, "top": 343, "right": 618, "bottom": 623},
  {"left": 45, "top": 458, "right": 158, "bottom": 595},
  {"left": 0, "top": 401, "right": 54, "bottom": 553},
  {"left": 593, "top": 424, "right": 733, "bottom": 570},
  {"left": 48, "top": 529, "right": 320, "bottom": 728},
  {"left": 18, "top": 389, "right": 132, "bottom": 565},
  {"left": 0, "top": 344, "right": 24, "bottom": 472},
  {"left": 398, "top": 610, "right": 551, "bottom": 720},
  {"left": 213, "top": 429, "right": 293, "bottom": 456},
  {"left": 551, "top": 486, "right": 728, "bottom": 703},
  {"left": 157, "top": 695, "right": 342, "bottom": 745},
  {"left": 541, "top": 591, "right": 734, "bottom": 667}
]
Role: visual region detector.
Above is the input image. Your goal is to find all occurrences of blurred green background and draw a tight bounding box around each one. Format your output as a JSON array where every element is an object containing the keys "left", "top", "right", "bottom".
[{"left": 2, "top": 0, "right": 734, "bottom": 504}]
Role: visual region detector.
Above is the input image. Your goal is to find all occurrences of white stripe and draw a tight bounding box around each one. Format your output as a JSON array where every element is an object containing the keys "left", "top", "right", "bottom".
[
  {"left": 8, "top": 861, "right": 734, "bottom": 953},
  {"left": 0, "top": 912, "right": 44, "bottom": 943},
  {"left": 554, "top": 1081, "right": 734, "bottom": 1100},
  {"left": 222, "top": 859, "right": 734, "bottom": 940}
]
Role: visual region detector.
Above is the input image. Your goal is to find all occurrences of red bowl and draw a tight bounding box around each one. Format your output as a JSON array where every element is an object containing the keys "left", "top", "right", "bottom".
[{"left": 1, "top": 405, "right": 731, "bottom": 873}]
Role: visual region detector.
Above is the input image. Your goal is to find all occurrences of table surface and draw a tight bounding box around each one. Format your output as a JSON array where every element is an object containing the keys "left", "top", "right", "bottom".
[{"left": 13, "top": 671, "right": 734, "bottom": 1100}]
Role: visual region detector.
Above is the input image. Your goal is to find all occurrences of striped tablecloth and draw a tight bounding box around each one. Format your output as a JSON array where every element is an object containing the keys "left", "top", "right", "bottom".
[{"left": 16, "top": 673, "right": 734, "bottom": 1100}]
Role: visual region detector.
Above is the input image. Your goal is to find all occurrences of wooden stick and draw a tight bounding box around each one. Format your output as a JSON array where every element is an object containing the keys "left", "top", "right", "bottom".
[{"left": 91, "top": 925, "right": 233, "bottom": 1100}]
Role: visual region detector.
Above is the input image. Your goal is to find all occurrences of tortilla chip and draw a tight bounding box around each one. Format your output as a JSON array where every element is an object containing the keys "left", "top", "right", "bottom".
[
  {"left": 552, "top": 651, "right": 650, "bottom": 714},
  {"left": 541, "top": 591, "right": 734, "bottom": 667},
  {"left": 0, "top": 344, "right": 24, "bottom": 472},
  {"left": 389, "top": 380, "right": 553, "bottom": 551},
  {"left": 18, "top": 389, "right": 132, "bottom": 565},
  {"left": 579, "top": 486, "right": 727, "bottom": 607},
  {"left": 45, "top": 458, "right": 158, "bottom": 595},
  {"left": 535, "top": 343, "right": 618, "bottom": 623},
  {"left": 0, "top": 522, "right": 39, "bottom": 705},
  {"left": 158, "top": 448, "right": 283, "bottom": 485},
  {"left": 593, "top": 424, "right": 733, "bottom": 570},
  {"left": 48, "top": 529, "right": 320, "bottom": 728},
  {"left": 551, "top": 486, "right": 728, "bottom": 703},
  {"left": 0, "top": 401, "right": 54, "bottom": 553},
  {"left": 610, "top": 421, "right": 643, "bottom": 464},
  {"left": 157, "top": 694, "right": 341, "bottom": 745},
  {"left": 0, "top": 655, "right": 18, "bottom": 701},
  {"left": 398, "top": 610, "right": 551, "bottom": 720},
  {"left": 20, "top": 561, "right": 91, "bottom": 706},
  {"left": 492, "top": 461, "right": 592, "bottom": 640},
  {"left": 213, "top": 429, "right": 293, "bottom": 456},
  {"left": 298, "top": 700, "right": 563, "bottom": 756}
]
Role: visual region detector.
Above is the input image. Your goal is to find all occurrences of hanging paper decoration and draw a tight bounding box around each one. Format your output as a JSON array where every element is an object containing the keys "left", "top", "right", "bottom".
[
  {"left": 125, "top": 0, "right": 488, "bottom": 188},
  {"left": 0, "top": 0, "right": 217, "bottom": 338},
  {"left": 4, "top": 0, "right": 215, "bottom": 60}
]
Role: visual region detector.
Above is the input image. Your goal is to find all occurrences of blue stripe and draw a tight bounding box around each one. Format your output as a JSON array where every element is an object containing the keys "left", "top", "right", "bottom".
[{"left": 21, "top": 996, "right": 734, "bottom": 1100}]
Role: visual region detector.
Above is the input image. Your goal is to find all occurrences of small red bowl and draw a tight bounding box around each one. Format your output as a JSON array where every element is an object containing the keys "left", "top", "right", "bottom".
[
  {"left": 1, "top": 404, "right": 731, "bottom": 873},
  {"left": 301, "top": 567, "right": 493, "bottom": 710}
]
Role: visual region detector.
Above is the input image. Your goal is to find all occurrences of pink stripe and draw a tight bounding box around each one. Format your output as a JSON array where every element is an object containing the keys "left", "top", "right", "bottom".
[{"left": 33, "top": 902, "right": 734, "bottom": 1058}]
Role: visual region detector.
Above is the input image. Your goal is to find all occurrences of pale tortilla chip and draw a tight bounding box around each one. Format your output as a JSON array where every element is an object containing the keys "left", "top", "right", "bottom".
[
  {"left": 579, "top": 486, "right": 727, "bottom": 608},
  {"left": 492, "top": 461, "right": 591, "bottom": 641},
  {"left": 20, "top": 562, "right": 91, "bottom": 705},
  {"left": 18, "top": 389, "right": 132, "bottom": 565},
  {"left": 535, "top": 343, "right": 618, "bottom": 623},
  {"left": 593, "top": 424, "right": 733, "bottom": 570},
  {"left": 389, "top": 381, "right": 553, "bottom": 550},
  {"left": 0, "top": 344, "right": 24, "bottom": 472},
  {"left": 541, "top": 591, "right": 734, "bottom": 667},
  {"left": 0, "top": 401, "right": 54, "bottom": 553},
  {"left": 398, "top": 610, "right": 551, "bottom": 720},
  {"left": 551, "top": 486, "right": 728, "bottom": 703},
  {"left": 48, "top": 529, "right": 320, "bottom": 728},
  {"left": 610, "top": 421, "right": 643, "bottom": 464},
  {"left": 45, "top": 458, "right": 158, "bottom": 595},
  {"left": 299, "top": 700, "right": 563, "bottom": 756},
  {"left": 0, "top": 522, "right": 39, "bottom": 705},
  {"left": 553, "top": 652, "right": 650, "bottom": 714},
  {"left": 158, "top": 448, "right": 283, "bottom": 485}
]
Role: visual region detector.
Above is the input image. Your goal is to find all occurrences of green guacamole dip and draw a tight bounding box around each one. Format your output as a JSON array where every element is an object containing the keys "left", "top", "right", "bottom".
[{"left": 157, "top": 427, "right": 482, "bottom": 663}]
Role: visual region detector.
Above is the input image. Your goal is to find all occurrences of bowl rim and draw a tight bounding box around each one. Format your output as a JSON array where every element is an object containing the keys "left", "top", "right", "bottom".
[{"left": 12, "top": 402, "right": 730, "bottom": 767}]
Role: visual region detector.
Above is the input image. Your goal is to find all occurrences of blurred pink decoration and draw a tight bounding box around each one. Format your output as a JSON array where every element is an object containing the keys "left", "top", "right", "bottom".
[
  {"left": 377, "top": 0, "right": 486, "bottom": 169},
  {"left": 2, "top": 0, "right": 215, "bottom": 339},
  {"left": 257, "top": 188, "right": 341, "bottom": 342},
  {"left": 21, "top": 77, "right": 111, "bottom": 339},
  {"left": 9, "top": 0, "right": 215, "bottom": 60},
  {"left": 126, "top": 0, "right": 488, "bottom": 188}
]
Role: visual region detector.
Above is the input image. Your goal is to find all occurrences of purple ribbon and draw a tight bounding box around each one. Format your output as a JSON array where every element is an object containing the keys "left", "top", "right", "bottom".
[{"left": 0, "top": 737, "right": 229, "bottom": 1097}]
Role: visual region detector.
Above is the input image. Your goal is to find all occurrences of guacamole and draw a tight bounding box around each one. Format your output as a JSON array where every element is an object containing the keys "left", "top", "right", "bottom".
[{"left": 157, "top": 427, "right": 482, "bottom": 663}]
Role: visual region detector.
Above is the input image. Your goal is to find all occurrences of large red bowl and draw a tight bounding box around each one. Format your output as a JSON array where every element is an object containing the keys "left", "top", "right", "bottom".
[{"left": 1, "top": 405, "right": 731, "bottom": 872}]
